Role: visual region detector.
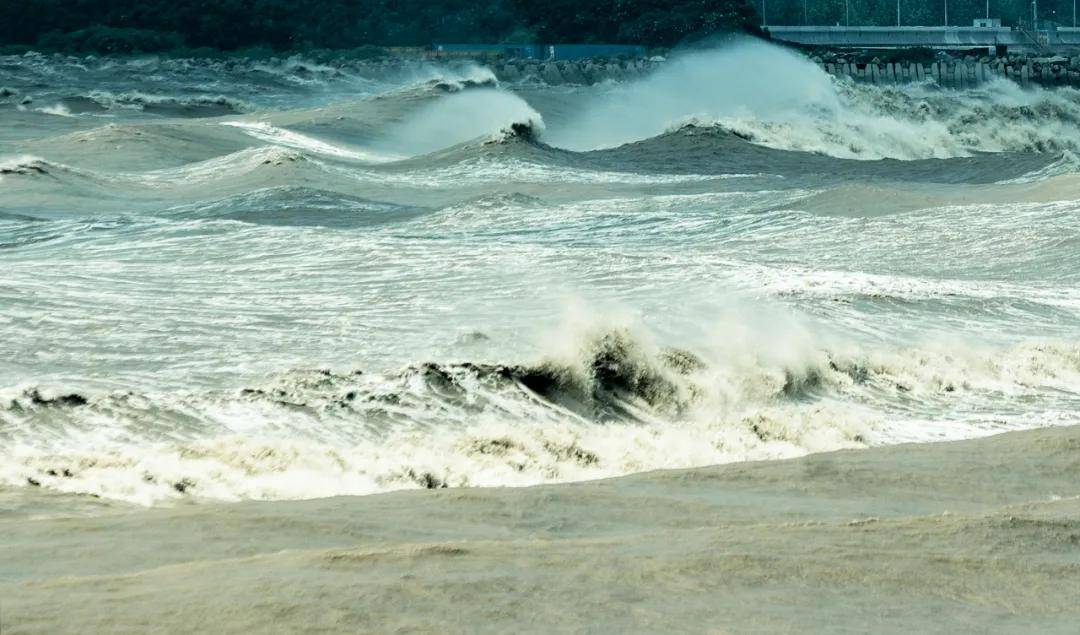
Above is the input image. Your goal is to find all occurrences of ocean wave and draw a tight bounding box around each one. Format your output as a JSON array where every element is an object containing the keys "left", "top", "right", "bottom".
[
  {"left": 0, "top": 155, "right": 53, "bottom": 176},
  {"left": 528, "top": 41, "right": 1080, "bottom": 164},
  {"left": 158, "top": 186, "right": 428, "bottom": 227},
  {"left": 2, "top": 328, "right": 1077, "bottom": 505},
  {"left": 221, "top": 120, "right": 393, "bottom": 162},
  {"left": 81, "top": 90, "right": 252, "bottom": 116},
  {"left": 367, "top": 88, "right": 546, "bottom": 157},
  {"left": 998, "top": 150, "right": 1080, "bottom": 183}
]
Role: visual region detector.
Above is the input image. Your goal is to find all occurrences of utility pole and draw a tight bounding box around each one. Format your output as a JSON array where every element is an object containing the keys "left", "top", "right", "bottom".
[
  {"left": 762, "top": 0, "right": 766, "bottom": 27},
  {"left": 846, "top": 0, "right": 850, "bottom": 26},
  {"left": 804, "top": 0, "right": 808, "bottom": 25},
  {"left": 897, "top": 0, "right": 901, "bottom": 25},
  {"left": 1032, "top": 0, "right": 1037, "bottom": 29},
  {"left": 945, "top": 0, "right": 948, "bottom": 26}
]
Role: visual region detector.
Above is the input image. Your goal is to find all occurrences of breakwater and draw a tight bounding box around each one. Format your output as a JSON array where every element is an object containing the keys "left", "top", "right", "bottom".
[
  {"left": 810, "top": 53, "right": 1080, "bottom": 87},
  {"left": 484, "top": 53, "right": 1080, "bottom": 88},
  {"left": 489, "top": 57, "right": 663, "bottom": 84}
]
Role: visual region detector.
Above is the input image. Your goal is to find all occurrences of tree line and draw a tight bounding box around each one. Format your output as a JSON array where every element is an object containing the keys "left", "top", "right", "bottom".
[
  {"left": 0, "top": 0, "right": 756, "bottom": 54},
  {"left": 1, "top": 0, "right": 1073, "bottom": 56}
]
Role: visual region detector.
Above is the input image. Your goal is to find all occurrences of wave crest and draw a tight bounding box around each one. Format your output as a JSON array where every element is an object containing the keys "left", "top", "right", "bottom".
[{"left": 3, "top": 328, "right": 1078, "bottom": 505}]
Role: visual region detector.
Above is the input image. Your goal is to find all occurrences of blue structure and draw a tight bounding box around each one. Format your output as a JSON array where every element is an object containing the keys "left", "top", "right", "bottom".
[
  {"left": 433, "top": 43, "right": 544, "bottom": 58},
  {"left": 433, "top": 43, "right": 645, "bottom": 60},
  {"left": 548, "top": 44, "right": 647, "bottom": 60}
]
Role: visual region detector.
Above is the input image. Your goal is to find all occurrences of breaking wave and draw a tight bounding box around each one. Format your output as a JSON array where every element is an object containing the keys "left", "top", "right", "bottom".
[
  {"left": 0, "top": 155, "right": 53, "bottom": 176},
  {"left": 3, "top": 327, "right": 1077, "bottom": 505},
  {"left": 77, "top": 90, "right": 252, "bottom": 116},
  {"left": 534, "top": 40, "right": 1080, "bottom": 163}
]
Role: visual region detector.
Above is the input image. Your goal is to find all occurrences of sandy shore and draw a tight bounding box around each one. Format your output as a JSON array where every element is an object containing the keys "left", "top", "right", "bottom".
[{"left": 2, "top": 425, "right": 1079, "bottom": 633}]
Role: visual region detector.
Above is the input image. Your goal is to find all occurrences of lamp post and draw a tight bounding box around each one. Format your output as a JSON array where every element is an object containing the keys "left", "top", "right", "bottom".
[
  {"left": 945, "top": 0, "right": 948, "bottom": 26},
  {"left": 897, "top": 0, "right": 901, "bottom": 25},
  {"left": 1033, "top": 0, "right": 1038, "bottom": 29}
]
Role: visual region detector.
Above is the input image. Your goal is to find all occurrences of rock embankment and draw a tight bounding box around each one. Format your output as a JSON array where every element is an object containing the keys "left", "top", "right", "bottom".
[{"left": 489, "top": 57, "right": 664, "bottom": 84}]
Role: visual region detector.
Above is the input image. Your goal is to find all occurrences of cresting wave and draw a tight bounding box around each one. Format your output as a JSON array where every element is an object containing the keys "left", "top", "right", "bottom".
[
  {"left": 533, "top": 41, "right": 1080, "bottom": 160},
  {"left": 3, "top": 327, "right": 1078, "bottom": 505}
]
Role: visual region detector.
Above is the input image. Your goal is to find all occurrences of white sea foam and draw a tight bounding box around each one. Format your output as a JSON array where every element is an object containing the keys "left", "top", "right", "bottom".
[
  {"left": 370, "top": 88, "right": 544, "bottom": 156},
  {"left": 3, "top": 315, "right": 1077, "bottom": 505},
  {"left": 221, "top": 121, "right": 393, "bottom": 162},
  {"left": 538, "top": 40, "right": 1080, "bottom": 161}
]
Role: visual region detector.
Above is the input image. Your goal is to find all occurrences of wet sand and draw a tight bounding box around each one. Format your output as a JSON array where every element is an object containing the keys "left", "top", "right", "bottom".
[{"left": 2, "top": 425, "right": 1079, "bottom": 634}]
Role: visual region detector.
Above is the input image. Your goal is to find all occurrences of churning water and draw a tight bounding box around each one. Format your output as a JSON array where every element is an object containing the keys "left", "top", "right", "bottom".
[{"left": 2, "top": 41, "right": 1079, "bottom": 505}]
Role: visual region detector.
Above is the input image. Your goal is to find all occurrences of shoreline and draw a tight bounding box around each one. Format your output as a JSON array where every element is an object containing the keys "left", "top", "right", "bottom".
[{"left": 3, "top": 423, "right": 1078, "bottom": 633}]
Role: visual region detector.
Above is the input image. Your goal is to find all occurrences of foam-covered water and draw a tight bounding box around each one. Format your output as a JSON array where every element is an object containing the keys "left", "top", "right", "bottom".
[{"left": 2, "top": 41, "right": 1079, "bottom": 506}]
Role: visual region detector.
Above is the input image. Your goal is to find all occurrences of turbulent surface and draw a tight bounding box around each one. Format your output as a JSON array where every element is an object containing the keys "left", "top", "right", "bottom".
[
  {"left": 2, "top": 41, "right": 1080, "bottom": 506},
  {"left": 3, "top": 425, "right": 1080, "bottom": 633}
]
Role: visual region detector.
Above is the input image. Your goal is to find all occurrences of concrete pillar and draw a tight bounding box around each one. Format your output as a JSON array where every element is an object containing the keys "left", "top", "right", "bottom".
[
  {"left": 931, "top": 62, "right": 940, "bottom": 84},
  {"left": 1022, "top": 63, "right": 1031, "bottom": 84}
]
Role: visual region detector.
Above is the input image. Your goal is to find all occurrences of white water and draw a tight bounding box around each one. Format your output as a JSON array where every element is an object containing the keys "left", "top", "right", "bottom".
[{"left": 2, "top": 42, "right": 1080, "bottom": 507}]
